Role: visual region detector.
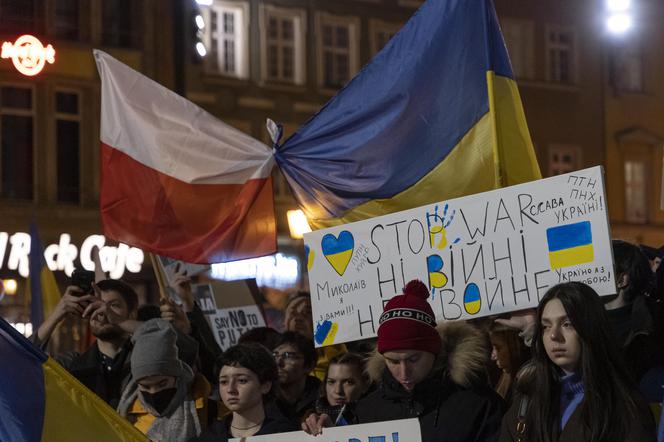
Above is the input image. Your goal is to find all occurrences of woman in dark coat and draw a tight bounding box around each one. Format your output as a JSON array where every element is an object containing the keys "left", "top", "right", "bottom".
[
  {"left": 193, "top": 343, "right": 297, "bottom": 441},
  {"left": 500, "top": 282, "right": 656, "bottom": 442}
]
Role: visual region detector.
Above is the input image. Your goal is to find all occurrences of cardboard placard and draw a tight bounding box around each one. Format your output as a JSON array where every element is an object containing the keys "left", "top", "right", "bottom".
[
  {"left": 193, "top": 280, "right": 266, "bottom": 350},
  {"left": 304, "top": 167, "right": 615, "bottom": 347},
  {"left": 230, "top": 418, "right": 421, "bottom": 441}
]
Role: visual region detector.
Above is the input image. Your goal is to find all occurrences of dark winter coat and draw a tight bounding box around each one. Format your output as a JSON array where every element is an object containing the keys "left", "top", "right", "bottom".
[
  {"left": 55, "top": 341, "right": 132, "bottom": 408},
  {"left": 499, "top": 392, "right": 656, "bottom": 442},
  {"left": 275, "top": 375, "right": 321, "bottom": 422},
  {"left": 607, "top": 295, "right": 664, "bottom": 384},
  {"left": 192, "top": 406, "right": 298, "bottom": 441},
  {"left": 357, "top": 321, "right": 506, "bottom": 442}
]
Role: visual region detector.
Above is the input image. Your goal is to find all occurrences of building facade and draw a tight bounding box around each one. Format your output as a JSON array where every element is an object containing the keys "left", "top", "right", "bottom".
[
  {"left": 186, "top": 0, "right": 664, "bottom": 248},
  {"left": 0, "top": 0, "right": 175, "bottom": 340}
]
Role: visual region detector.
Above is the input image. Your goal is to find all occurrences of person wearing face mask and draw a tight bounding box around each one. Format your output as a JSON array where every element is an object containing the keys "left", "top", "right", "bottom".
[
  {"left": 194, "top": 343, "right": 297, "bottom": 441},
  {"left": 499, "top": 282, "right": 656, "bottom": 442},
  {"left": 117, "top": 319, "right": 209, "bottom": 442},
  {"left": 304, "top": 280, "right": 504, "bottom": 442}
]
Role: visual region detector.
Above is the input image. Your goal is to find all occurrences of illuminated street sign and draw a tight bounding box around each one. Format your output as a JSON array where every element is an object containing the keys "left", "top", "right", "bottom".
[{"left": 1, "top": 35, "right": 55, "bottom": 76}]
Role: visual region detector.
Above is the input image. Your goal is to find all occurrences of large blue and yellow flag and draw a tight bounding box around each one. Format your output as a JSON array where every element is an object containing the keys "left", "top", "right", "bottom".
[
  {"left": 28, "top": 222, "right": 61, "bottom": 330},
  {"left": 275, "top": 0, "right": 541, "bottom": 228},
  {"left": 0, "top": 317, "right": 146, "bottom": 441}
]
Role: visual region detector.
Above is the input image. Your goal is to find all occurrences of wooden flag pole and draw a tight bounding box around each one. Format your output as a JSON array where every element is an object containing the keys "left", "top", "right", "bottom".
[{"left": 149, "top": 253, "right": 169, "bottom": 301}]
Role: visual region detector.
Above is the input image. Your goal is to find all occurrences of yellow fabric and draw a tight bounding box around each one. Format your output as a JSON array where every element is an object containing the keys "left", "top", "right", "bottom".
[
  {"left": 25, "top": 266, "right": 61, "bottom": 321},
  {"left": 311, "top": 344, "right": 348, "bottom": 381},
  {"left": 40, "top": 266, "right": 61, "bottom": 320},
  {"left": 549, "top": 244, "right": 595, "bottom": 270},
  {"left": 308, "top": 74, "right": 541, "bottom": 230},
  {"left": 41, "top": 358, "right": 147, "bottom": 442},
  {"left": 650, "top": 403, "right": 661, "bottom": 425},
  {"left": 128, "top": 373, "right": 211, "bottom": 435}
]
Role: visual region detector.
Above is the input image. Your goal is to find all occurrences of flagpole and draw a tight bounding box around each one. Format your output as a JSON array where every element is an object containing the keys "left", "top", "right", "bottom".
[
  {"left": 486, "top": 71, "right": 506, "bottom": 188},
  {"left": 148, "top": 253, "right": 168, "bottom": 300}
]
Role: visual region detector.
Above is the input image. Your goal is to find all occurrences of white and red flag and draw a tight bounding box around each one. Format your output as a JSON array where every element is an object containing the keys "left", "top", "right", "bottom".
[{"left": 94, "top": 50, "right": 276, "bottom": 263}]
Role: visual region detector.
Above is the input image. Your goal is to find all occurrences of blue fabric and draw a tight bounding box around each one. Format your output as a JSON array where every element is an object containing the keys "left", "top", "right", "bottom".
[
  {"left": 29, "top": 222, "right": 45, "bottom": 329},
  {"left": 559, "top": 372, "right": 584, "bottom": 430},
  {"left": 275, "top": 0, "right": 513, "bottom": 219},
  {"left": 0, "top": 317, "right": 47, "bottom": 442}
]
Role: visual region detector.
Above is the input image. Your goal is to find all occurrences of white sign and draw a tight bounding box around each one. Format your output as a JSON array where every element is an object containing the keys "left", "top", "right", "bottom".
[
  {"left": 157, "top": 256, "right": 210, "bottom": 286},
  {"left": 231, "top": 418, "right": 421, "bottom": 441},
  {"left": 304, "top": 167, "right": 615, "bottom": 347},
  {"left": 194, "top": 284, "right": 266, "bottom": 350},
  {"left": 0, "top": 232, "right": 144, "bottom": 279}
]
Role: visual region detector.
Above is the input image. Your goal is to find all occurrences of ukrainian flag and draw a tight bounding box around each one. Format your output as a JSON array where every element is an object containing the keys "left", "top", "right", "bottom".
[
  {"left": 28, "top": 223, "right": 61, "bottom": 329},
  {"left": 275, "top": 0, "right": 541, "bottom": 229},
  {"left": 546, "top": 221, "right": 594, "bottom": 270},
  {"left": 0, "top": 317, "right": 147, "bottom": 441}
]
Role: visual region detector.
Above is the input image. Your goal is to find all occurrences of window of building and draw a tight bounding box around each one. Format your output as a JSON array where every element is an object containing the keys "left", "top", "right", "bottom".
[
  {"left": 0, "top": 86, "right": 34, "bottom": 200},
  {"left": 202, "top": 1, "right": 250, "bottom": 79},
  {"left": 613, "top": 43, "right": 643, "bottom": 93},
  {"left": 546, "top": 26, "right": 575, "bottom": 84},
  {"left": 55, "top": 91, "right": 80, "bottom": 204},
  {"left": 261, "top": 5, "right": 306, "bottom": 85},
  {"left": 101, "top": 0, "right": 137, "bottom": 48},
  {"left": 369, "top": 19, "right": 401, "bottom": 56},
  {"left": 624, "top": 160, "right": 647, "bottom": 224},
  {"left": 501, "top": 19, "right": 535, "bottom": 80},
  {"left": 53, "top": 0, "right": 80, "bottom": 40},
  {"left": 316, "top": 13, "right": 360, "bottom": 89},
  {"left": 548, "top": 145, "right": 580, "bottom": 176},
  {"left": 0, "top": 0, "right": 36, "bottom": 35}
]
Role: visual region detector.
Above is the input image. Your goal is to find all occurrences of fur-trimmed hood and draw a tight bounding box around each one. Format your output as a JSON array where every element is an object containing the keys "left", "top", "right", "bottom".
[{"left": 366, "top": 321, "right": 489, "bottom": 388}]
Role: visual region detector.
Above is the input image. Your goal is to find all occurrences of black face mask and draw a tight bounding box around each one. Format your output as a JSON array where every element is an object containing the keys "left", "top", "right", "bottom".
[{"left": 141, "top": 387, "right": 178, "bottom": 415}]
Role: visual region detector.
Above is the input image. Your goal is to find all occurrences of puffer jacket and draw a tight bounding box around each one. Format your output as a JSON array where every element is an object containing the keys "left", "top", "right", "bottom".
[{"left": 354, "top": 321, "right": 505, "bottom": 442}]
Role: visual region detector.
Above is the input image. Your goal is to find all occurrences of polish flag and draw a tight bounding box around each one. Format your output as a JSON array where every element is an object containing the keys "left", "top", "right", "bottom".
[{"left": 94, "top": 50, "right": 276, "bottom": 263}]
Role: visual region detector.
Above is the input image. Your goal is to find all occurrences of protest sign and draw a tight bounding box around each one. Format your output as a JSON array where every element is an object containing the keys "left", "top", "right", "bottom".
[
  {"left": 230, "top": 418, "right": 421, "bottom": 441},
  {"left": 193, "top": 280, "right": 266, "bottom": 350},
  {"left": 157, "top": 256, "right": 210, "bottom": 285},
  {"left": 304, "top": 166, "right": 615, "bottom": 347}
]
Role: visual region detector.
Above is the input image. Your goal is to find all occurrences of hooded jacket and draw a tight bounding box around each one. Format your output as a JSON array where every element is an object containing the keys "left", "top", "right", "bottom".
[{"left": 355, "top": 321, "right": 505, "bottom": 442}]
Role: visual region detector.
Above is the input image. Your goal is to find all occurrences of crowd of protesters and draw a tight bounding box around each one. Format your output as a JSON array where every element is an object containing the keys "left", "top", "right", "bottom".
[{"left": 34, "top": 239, "right": 664, "bottom": 441}]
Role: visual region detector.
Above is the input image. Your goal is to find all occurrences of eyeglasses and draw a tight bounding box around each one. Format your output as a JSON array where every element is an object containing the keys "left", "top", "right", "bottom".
[{"left": 272, "top": 351, "right": 303, "bottom": 362}]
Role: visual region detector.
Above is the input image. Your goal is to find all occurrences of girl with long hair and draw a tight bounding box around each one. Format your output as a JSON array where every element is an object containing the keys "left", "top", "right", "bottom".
[
  {"left": 500, "top": 282, "right": 656, "bottom": 442},
  {"left": 314, "top": 352, "right": 369, "bottom": 425}
]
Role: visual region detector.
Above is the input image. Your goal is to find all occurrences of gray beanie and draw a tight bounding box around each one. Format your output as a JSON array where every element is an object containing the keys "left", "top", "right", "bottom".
[{"left": 131, "top": 318, "right": 184, "bottom": 380}]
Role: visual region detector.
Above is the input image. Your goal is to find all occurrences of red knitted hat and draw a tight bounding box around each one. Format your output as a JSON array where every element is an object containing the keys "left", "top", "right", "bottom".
[{"left": 377, "top": 280, "right": 441, "bottom": 355}]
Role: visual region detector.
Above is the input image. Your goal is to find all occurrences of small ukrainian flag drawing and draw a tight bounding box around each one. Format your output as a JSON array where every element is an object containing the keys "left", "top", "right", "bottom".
[{"left": 546, "top": 221, "right": 594, "bottom": 270}]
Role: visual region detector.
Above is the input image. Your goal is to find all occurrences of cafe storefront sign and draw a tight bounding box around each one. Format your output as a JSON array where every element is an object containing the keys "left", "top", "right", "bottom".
[{"left": 0, "top": 232, "right": 143, "bottom": 279}]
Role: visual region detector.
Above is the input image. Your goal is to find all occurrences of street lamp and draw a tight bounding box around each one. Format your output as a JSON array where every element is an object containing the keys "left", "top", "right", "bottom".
[
  {"left": 606, "top": 14, "right": 632, "bottom": 34},
  {"left": 605, "top": 0, "right": 633, "bottom": 35},
  {"left": 287, "top": 210, "right": 312, "bottom": 239}
]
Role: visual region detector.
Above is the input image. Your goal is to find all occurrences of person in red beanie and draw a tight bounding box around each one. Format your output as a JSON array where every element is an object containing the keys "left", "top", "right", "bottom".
[{"left": 304, "top": 279, "right": 505, "bottom": 442}]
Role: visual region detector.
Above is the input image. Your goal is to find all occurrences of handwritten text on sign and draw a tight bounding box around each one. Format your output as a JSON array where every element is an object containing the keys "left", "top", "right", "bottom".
[
  {"left": 194, "top": 284, "right": 266, "bottom": 350},
  {"left": 304, "top": 167, "right": 614, "bottom": 347},
  {"left": 230, "top": 418, "right": 421, "bottom": 441}
]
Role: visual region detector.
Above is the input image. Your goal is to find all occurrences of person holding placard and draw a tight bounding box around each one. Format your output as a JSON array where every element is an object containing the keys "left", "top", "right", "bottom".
[
  {"left": 499, "top": 282, "right": 655, "bottom": 442},
  {"left": 304, "top": 280, "right": 505, "bottom": 442},
  {"left": 310, "top": 352, "right": 369, "bottom": 426},
  {"left": 194, "top": 343, "right": 297, "bottom": 441}
]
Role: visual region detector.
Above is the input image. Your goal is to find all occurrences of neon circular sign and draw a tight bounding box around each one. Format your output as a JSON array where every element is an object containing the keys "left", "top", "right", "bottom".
[{"left": 1, "top": 35, "right": 56, "bottom": 76}]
